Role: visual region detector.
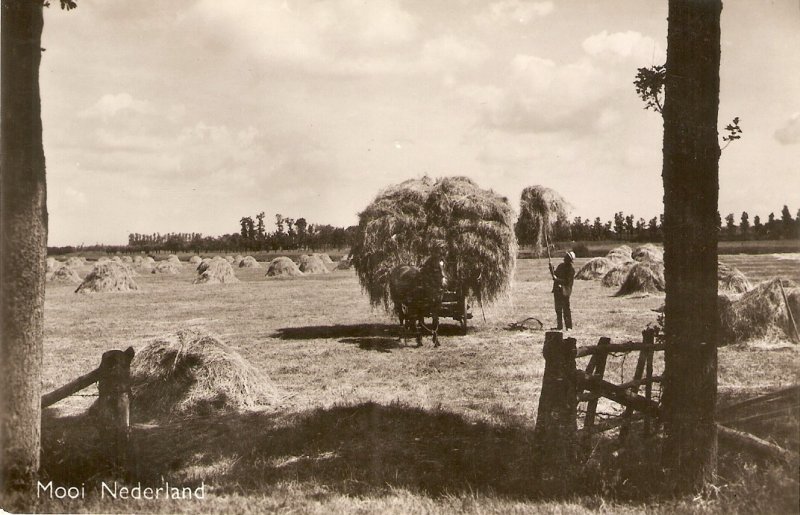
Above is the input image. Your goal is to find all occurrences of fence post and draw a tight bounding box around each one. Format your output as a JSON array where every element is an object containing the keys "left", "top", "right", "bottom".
[
  {"left": 643, "top": 328, "right": 655, "bottom": 435},
  {"left": 93, "top": 347, "right": 135, "bottom": 470},
  {"left": 582, "top": 337, "right": 610, "bottom": 452},
  {"left": 533, "top": 331, "right": 578, "bottom": 494}
]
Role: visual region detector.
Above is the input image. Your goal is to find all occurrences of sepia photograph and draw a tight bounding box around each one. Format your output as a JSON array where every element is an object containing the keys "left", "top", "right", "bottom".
[{"left": 1, "top": 0, "right": 799, "bottom": 513}]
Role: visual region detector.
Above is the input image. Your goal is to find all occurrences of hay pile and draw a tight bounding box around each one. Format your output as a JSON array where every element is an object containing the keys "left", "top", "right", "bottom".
[
  {"left": 96, "top": 257, "right": 111, "bottom": 264},
  {"left": 121, "top": 256, "right": 133, "bottom": 263},
  {"left": 225, "top": 256, "right": 235, "bottom": 264},
  {"left": 352, "top": 176, "right": 517, "bottom": 308},
  {"left": 46, "top": 265, "right": 82, "bottom": 284},
  {"left": 719, "top": 278, "right": 800, "bottom": 345},
  {"left": 266, "top": 257, "right": 303, "bottom": 277},
  {"left": 239, "top": 256, "right": 261, "bottom": 268},
  {"left": 298, "top": 254, "right": 329, "bottom": 274},
  {"left": 111, "top": 256, "right": 123, "bottom": 264},
  {"left": 151, "top": 260, "right": 181, "bottom": 274},
  {"left": 314, "top": 253, "right": 334, "bottom": 265},
  {"left": 606, "top": 245, "right": 633, "bottom": 264},
  {"left": 166, "top": 255, "right": 181, "bottom": 265},
  {"left": 517, "top": 185, "right": 570, "bottom": 254},
  {"left": 75, "top": 262, "right": 139, "bottom": 293},
  {"left": 65, "top": 257, "right": 85, "bottom": 269},
  {"left": 46, "top": 257, "right": 59, "bottom": 272},
  {"left": 632, "top": 244, "right": 663, "bottom": 263},
  {"left": 616, "top": 261, "right": 665, "bottom": 295},
  {"left": 189, "top": 255, "right": 203, "bottom": 265},
  {"left": 601, "top": 263, "right": 634, "bottom": 287},
  {"left": 576, "top": 257, "right": 615, "bottom": 280},
  {"left": 194, "top": 259, "right": 239, "bottom": 284},
  {"left": 131, "top": 329, "right": 277, "bottom": 418},
  {"left": 335, "top": 257, "right": 353, "bottom": 270},
  {"left": 718, "top": 262, "right": 752, "bottom": 293},
  {"left": 233, "top": 255, "right": 244, "bottom": 266}
]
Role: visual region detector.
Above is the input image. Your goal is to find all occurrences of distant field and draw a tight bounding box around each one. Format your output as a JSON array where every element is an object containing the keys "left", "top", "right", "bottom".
[{"left": 35, "top": 255, "right": 799, "bottom": 513}]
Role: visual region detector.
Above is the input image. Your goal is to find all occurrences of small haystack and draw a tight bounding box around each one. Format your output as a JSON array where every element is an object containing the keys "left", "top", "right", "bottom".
[
  {"left": 131, "top": 329, "right": 277, "bottom": 418},
  {"left": 239, "top": 256, "right": 261, "bottom": 268},
  {"left": 517, "top": 185, "right": 571, "bottom": 254},
  {"left": 298, "top": 254, "right": 329, "bottom": 274},
  {"left": 65, "top": 257, "right": 85, "bottom": 269},
  {"left": 46, "top": 257, "right": 59, "bottom": 272},
  {"left": 616, "top": 261, "right": 665, "bottom": 296},
  {"left": 266, "top": 257, "right": 303, "bottom": 278},
  {"left": 47, "top": 266, "right": 82, "bottom": 284},
  {"left": 121, "top": 256, "right": 133, "bottom": 264},
  {"left": 606, "top": 245, "right": 634, "bottom": 264},
  {"left": 576, "top": 257, "right": 615, "bottom": 280},
  {"left": 601, "top": 263, "right": 634, "bottom": 288},
  {"left": 314, "top": 253, "right": 334, "bottom": 265},
  {"left": 194, "top": 259, "right": 239, "bottom": 284},
  {"left": 75, "top": 262, "right": 139, "bottom": 293},
  {"left": 719, "top": 279, "right": 800, "bottom": 345},
  {"left": 632, "top": 244, "right": 663, "bottom": 263},
  {"left": 225, "top": 256, "right": 235, "bottom": 264},
  {"left": 151, "top": 261, "right": 181, "bottom": 275},
  {"left": 718, "top": 262, "right": 752, "bottom": 294},
  {"left": 96, "top": 257, "right": 111, "bottom": 264},
  {"left": 166, "top": 254, "right": 181, "bottom": 265},
  {"left": 189, "top": 255, "right": 203, "bottom": 265},
  {"left": 111, "top": 256, "right": 123, "bottom": 264},
  {"left": 233, "top": 255, "right": 244, "bottom": 266}
]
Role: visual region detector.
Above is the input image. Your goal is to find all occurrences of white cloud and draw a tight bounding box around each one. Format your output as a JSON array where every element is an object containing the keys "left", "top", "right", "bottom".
[
  {"left": 485, "top": 0, "right": 554, "bottom": 25},
  {"left": 582, "top": 30, "right": 665, "bottom": 64},
  {"left": 774, "top": 112, "right": 800, "bottom": 145},
  {"left": 79, "top": 93, "right": 151, "bottom": 119},
  {"left": 420, "top": 35, "right": 490, "bottom": 72}
]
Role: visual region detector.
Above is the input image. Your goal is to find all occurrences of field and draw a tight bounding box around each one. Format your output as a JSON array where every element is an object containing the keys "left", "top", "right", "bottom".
[{"left": 31, "top": 255, "right": 800, "bottom": 513}]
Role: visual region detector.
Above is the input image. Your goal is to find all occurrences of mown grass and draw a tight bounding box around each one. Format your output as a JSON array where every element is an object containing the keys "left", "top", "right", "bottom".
[{"left": 11, "top": 256, "right": 799, "bottom": 513}]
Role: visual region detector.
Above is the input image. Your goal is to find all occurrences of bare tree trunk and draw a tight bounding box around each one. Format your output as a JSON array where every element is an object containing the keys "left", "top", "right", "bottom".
[
  {"left": 1, "top": 0, "right": 47, "bottom": 495},
  {"left": 660, "top": 0, "right": 721, "bottom": 493}
]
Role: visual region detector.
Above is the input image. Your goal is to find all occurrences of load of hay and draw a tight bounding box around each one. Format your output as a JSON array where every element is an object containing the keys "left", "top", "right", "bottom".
[
  {"left": 131, "top": 329, "right": 277, "bottom": 418},
  {"left": 298, "top": 254, "right": 329, "bottom": 274},
  {"left": 606, "top": 245, "right": 633, "bottom": 264},
  {"left": 517, "top": 185, "right": 571, "bottom": 255},
  {"left": 632, "top": 244, "right": 663, "bottom": 263},
  {"left": 65, "top": 257, "right": 85, "bottom": 269},
  {"left": 718, "top": 262, "right": 752, "bottom": 293},
  {"left": 266, "top": 257, "right": 303, "bottom": 277},
  {"left": 576, "top": 257, "right": 615, "bottom": 280},
  {"left": 351, "top": 176, "right": 517, "bottom": 308},
  {"left": 46, "top": 265, "right": 82, "bottom": 284},
  {"left": 189, "top": 255, "right": 203, "bottom": 265},
  {"left": 719, "top": 278, "right": 799, "bottom": 345},
  {"left": 615, "top": 261, "right": 665, "bottom": 295},
  {"left": 601, "top": 262, "right": 634, "bottom": 288},
  {"left": 194, "top": 259, "right": 239, "bottom": 284},
  {"left": 75, "top": 262, "right": 139, "bottom": 293},
  {"left": 151, "top": 260, "right": 181, "bottom": 274},
  {"left": 239, "top": 256, "right": 261, "bottom": 268}
]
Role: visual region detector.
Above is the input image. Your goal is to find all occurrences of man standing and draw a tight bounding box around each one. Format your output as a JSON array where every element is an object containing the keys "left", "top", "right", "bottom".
[{"left": 550, "top": 251, "right": 575, "bottom": 331}]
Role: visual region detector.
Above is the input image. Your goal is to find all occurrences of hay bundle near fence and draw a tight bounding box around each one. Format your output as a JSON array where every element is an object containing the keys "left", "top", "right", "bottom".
[
  {"left": 718, "top": 262, "right": 752, "bottom": 293},
  {"left": 194, "top": 259, "right": 239, "bottom": 284},
  {"left": 151, "top": 260, "right": 181, "bottom": 275},
  {"left": 47, "top": 265, "right": 82, "bottom": 284},
  {"left": 131, "top": 329, "right": 277, "bottom": 418},
  {"left": 266, "top": 257, "right": 303, "bottom": 277},
  {"left": 616, "top": 261, "right": 665, "bottom": 295},
  {"left": 75, "top": 262, "right": 139, "bottom": 293},
  {"left": 517, "top": 185, "right": 570, "bottom": 254},
  {"left": 239, "top": 256, "right": 261, "bottom": 268},
  {"left": 299, "top": 254, "right": 329, "bottom": 274},
  {"left": 352, "top": 176, "right": 517, "bottom": 308},
  {"left": 719, "top": 278, "right": 799, "bottom": 345},
  {"left": 576, "top": 257, "right": 615, "bottom": 280},
  {"left": 632, "top": 244, "right": 663, "bottom": 263}
]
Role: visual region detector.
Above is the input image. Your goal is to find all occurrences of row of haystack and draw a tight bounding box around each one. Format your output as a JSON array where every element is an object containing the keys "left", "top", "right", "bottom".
[
  {"left": 719, "top": 278, "right": 799, "bottom": 345},
  {"left": 351, "top": 176, "right": 517, "bottom": 309},
  {"left": 575, "top": 244, "right": 666, "bottom": 296}
]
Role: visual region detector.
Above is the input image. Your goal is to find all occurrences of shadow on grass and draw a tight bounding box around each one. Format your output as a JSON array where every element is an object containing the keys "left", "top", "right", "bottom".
[
  {"left": 41, "top": 402, "right": 539, "bottom": 499},
  {"left": 339, "top": 336, "right": 401, "bottom": 352},
  {"left": 272, "top": 323, "right": 466, "bottom": 341}
]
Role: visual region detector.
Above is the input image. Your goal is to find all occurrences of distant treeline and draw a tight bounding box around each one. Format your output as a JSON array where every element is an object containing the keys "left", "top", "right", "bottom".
[{"left": 48, "top": 205, "right": 799, "bottom": 256}]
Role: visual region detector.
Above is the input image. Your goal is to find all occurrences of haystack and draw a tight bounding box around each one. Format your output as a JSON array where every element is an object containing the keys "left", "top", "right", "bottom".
[
  {"left": 718, "top": 262, "right": 752, "bottom": 293},
  {"left": 233, "top": 255, "right": 244, "bottom": 266},
  {"left": 151, "top": 260, "right": 181, "bottom": 274},
  {"left": 75, "top": 262, "right": 139, "bottom": 293},
  {"left": 143, "top": 256, "right": 155, "bottom": 264},
  {"left": 616, "top": 261, "right": 665, "bottom": 295},
  {"left": 352, "top": 176, "right": 517, "bottom": 308},
  {"left": 46, "top": 257, "right": 59, "bottom": 272},
  {"left": 131, "top": 329, "right": 277, "bottom": 418},
  {"left": 189, "top": 255, "right": 203, "bottom": 265},
  {"left": 606, "top": 245, "right": 634, "bottom": 265},
  {"left": 632, "top": 244, "right": 663, "bottom": 263},
  {"left": 314, "top": 253, "right": 334, "bottom": 264},
  {"left": 65, "top": 257, "right": 85, "bottom": 269},
  {"left": 110, "top": 256, "right": 123, "bottom": 264},
  {"left": 298, "top": 254, "right": 329, "bottom": 274},
  {"left": 122, "top": 256, "right": 133, "bottom": 264},
  {"left": 225, "top": 255, "right": 235, "bottom": 264},
  {"left": 239, "top": 256, "right": 261, "bottom": 268},
  {"left": 719, "top": 279, "right": 800, "bottom": 345},
  {"left": 517, "top": 185, "right": 571, "bottom": 254},
  {"left": 266, "top": 257, "right": 303, "bottom": 277},
  {"left": 601, "top": 263, "right": 634, "bottom": 288},
  {"left": 576, "top": 257, "right": 615, "bottom": 280},
  {"left": 166, "top": 254, "right": 181, "bottom": 265},
  {"left": 194, "top": 259, "right": 239, "bottom": 284},
  {"left": 96, "top": 257, "right": 111, "bottom": 264},
  {"left": 47, "top": 265, "right": 82, "bottom": 284}
]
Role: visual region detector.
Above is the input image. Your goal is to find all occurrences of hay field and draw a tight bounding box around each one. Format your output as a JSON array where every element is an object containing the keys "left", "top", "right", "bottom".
[{"left": 36, "top": 256, "right": 799, "bottom": 513}]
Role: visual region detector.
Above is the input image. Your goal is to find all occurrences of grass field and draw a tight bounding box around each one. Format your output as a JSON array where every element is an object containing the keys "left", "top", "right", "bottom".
[{"left": 26, "top": 255, "right": 800, "bottom": 513}]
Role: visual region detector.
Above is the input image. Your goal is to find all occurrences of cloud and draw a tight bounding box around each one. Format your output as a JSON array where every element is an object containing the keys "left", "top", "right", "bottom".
[
  {"left": 79, "top": 93, "right": 151, "bottom": 119},
  {"left": 582, "top": 30, "right": 665, "bottom": 64},
  {"left": 774, "top": 112, "right": 800, "bottom": 145},
  {"left": 483, "top": 0, "right": 554, "bottom": 25}
]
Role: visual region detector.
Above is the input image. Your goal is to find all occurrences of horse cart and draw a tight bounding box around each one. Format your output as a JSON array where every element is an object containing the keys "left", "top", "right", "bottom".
[{"left": 439, "top": 284, "right": 472, "bottom": 335}]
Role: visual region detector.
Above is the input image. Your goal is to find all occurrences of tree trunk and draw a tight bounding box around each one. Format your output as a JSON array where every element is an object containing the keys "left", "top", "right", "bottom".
[
  {"left": 660, "top": 0, "right": 721, "bottom": 493},
  {"left": 1, "top": 0, "right": 47, "bottom": 495}
]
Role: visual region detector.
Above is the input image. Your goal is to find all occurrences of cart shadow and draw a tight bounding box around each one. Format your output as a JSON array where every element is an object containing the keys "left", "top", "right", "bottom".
[{"left": 273, "top": 323, "right": 466, "bottom": 341}]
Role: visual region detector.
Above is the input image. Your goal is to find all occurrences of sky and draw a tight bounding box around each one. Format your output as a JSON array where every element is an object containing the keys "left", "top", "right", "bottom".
[{"left": 38, "top": 0, "right": 800, "bottom": 246}]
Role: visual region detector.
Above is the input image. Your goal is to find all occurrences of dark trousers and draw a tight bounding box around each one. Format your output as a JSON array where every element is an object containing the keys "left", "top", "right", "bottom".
[{"left": 554, "top": 292, "right": 572, "bottom": 329}]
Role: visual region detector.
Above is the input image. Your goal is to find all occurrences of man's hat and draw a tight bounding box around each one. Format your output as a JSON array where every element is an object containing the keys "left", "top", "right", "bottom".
[{"left": 565, "top": 251, "right": 576, "bottom": 261}]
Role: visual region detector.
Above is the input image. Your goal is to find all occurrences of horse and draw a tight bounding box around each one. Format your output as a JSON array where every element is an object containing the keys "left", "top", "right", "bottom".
[{"left": 388, "top": 256, "right": 448, "bottom": 347}]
